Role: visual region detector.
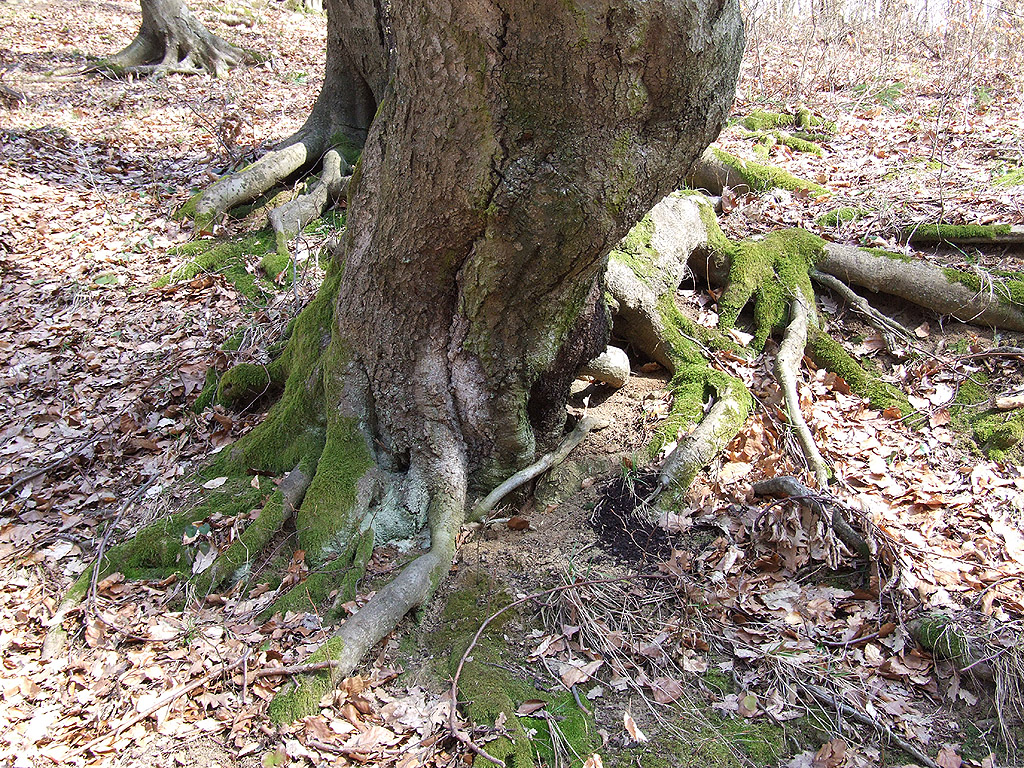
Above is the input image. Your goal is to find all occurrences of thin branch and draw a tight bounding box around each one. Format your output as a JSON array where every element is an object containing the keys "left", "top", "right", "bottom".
[{"left": 472, "top": 415, "right": 595, "bottom": 520}]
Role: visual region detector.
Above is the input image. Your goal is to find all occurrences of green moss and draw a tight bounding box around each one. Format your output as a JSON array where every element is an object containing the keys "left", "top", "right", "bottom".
[
  {"left": 609, "top": 214, "right": 658, "bottom": 278},
  {"left": 815, "top": 207, "right": 870, "bottom": 228},
  {"left": 268, "top": 636, "right": 346, "bottom": 723},
  {"left": 711, "top": 148, "right": 827, "bottom": 196},
  {"left": 773, "top": 131, "right": 823, "bottom": 155},
  {"left": 864, "top": 246, "right": 915, "bottom": 264},
  {"left": 265, "top": 530, "right": 374, "bottom": 621},
  {"left": 173, "top": 191, "right": 203, "bottom": 223},
  {"left": 806, "top": 327, "right": 916, "bottom": 421},
  {"left": 153, "top": 231, "right": 278, "bottom": 302},
  {"left": 942, "top": 268, "right": 1024, "bottom": 310},
  {"left": 902, "top": 223, "right": 1012, "bottom": 244},
  {"left": 738, "top": 108, "right": 834, "bottom": 135},
  {"left": 261, "top": 250, "right": 293, "bottom": 281},
  {"left": 425, "top": 572, "right": 599, "bottom": 768},
  {"left": 717, "top": 228, "right": 825, "bottom": 348},
  {"left": 994, "top": 167, "right": 1024, "bottom": 187},
  {"left": 199, "top": 488, "right": 288, "bottom": 592},
  {"left": 192, "top": 367, "right": 219, "bottom": 413},
  {"left": 626, "top": 711, "right": 787, "bottom": 768},
  {"left": 950, "top": 373, "right": 1024, "bottom": 459},
  {"left": 216, "top": 363, "right": 278, "bottom": 409}
]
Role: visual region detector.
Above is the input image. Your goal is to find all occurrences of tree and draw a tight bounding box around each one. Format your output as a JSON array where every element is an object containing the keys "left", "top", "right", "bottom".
[
  {"left": 58, "top": 0, "right": 1024, "bottom": 732},
  {"left": 100, "top": 0, "right": 255, "bottom": 77}
]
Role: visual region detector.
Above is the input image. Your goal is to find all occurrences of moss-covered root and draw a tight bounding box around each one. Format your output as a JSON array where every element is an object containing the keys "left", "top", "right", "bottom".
[
  {"left": 269, "top": 469, "right": 467, "bottom": 723},
  {"left": 268, "top": 149, "right": 351, "bottom": 263},
  {"left": 901, "top": 223, "right": 1023, "bottom": 247},
  {"left": 817, "top": 243, "right": 1024, "bottom": 332},
  {"left": 686, "top": 147, "right": 827, "bottom": 197},
  {"left": 908, "top": 613, "right": 993, "bottom": 680},
  {"left": 200, "top": 464, "right": 312, "bottom": 593},
  {"left": 710, "top": 227, "right": 825, "bottom": 349},
  {"left": 805, "top": 325, "right": 915, "bottom": 421}
]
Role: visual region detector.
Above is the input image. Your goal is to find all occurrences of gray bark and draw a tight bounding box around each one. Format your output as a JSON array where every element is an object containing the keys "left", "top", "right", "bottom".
[
  {"left": 330, "top": 0, "right": 746, "bottom": 490},
  {"left": 105, "top": 0, "right": 252, "bottom": 76}
]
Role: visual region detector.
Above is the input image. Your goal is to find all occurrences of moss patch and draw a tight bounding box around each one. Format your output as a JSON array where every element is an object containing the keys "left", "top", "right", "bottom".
[
  {"left": 426, "top": 571, "right": 599, "bottom": 768},
  {"left": 815, "top": 207, "right": 871, "bottom": 228},
  {"left": 620, "top": 710, "right": 788, "bottom": 768},
  {"left": 950, "top": 372, "right": 1024, "bottom": 459},
  {"left": 711, "top": 148, "right": 827, "bottom": 197},
  {"left": 609, "top": 214, "right": 658, "bottom": 279},
  {"left": 942, "top": 268, "right": 1024, "bottom": 311},
  {"left": 268, "top": 637, "right": 347, "bottom": 723},
  {"left": 717, "top": 228, "right": 825, "bottom": 349},
  {"left": 902, "top": 223, "right": 1012, "bottom": 244},
  {"left": 217, "top": 362, "right": 280, "bottom": 409},
  {"left": 994, "top": 167, "right": 1024, "bottom": 187},
  {"left": 153, "top": 230, "right": 279, "bottom": 302}
]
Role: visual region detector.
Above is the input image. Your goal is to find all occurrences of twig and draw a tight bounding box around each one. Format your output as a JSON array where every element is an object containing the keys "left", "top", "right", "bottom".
[
  {"left": 799, "top": 681, "right": 940, "bottom": 768},
  {"left": 250, "top": 659, "right": 349, "bottom": 679},
  {"left": 472, "top": 415, "right": 595, "bottom": 520},
  {"left": 78, "top": 655, "right": 247, "bottom": 755}
]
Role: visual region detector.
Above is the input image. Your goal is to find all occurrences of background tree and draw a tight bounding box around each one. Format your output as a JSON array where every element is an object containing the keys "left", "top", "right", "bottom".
[{"left": 101, "top": 0, "right": 255, "bottom": 76}]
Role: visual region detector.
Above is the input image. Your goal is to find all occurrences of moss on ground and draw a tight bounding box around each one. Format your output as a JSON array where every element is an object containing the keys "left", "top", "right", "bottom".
[
  {"left": 711, "top": 148, "right": 827, "bottom": 197},
  {"left": 815, "top": 207, "right": 871, "bottom": 228},
  {"left": 950, "top": 372, "right": 1024, "bottom": 459},
  {"left": 192, "top": 367, "right": 219, "bottom": 413},
  {"left": 425, "top": 571, "right": 599, "bottom": 768},
  {"left": 153, "top": 230, "right": 279, "bottom": 302},
  {"left": 739, "top": 108, "right": 835, "bottom": 135},
  {"left": 268, "top": 637, "right": 347, "bottom": 723},
  {"left": 618, "top": 710, "right": 788, "bottom": 768},
  {"left": 994, "top": 167, "right": 1024, "bottom": 187},
  {"left": 216, "top": 362, "right": 280, "bottom": 409}
]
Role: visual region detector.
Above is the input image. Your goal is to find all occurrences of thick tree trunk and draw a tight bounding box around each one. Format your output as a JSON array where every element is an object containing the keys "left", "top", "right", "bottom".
[
  {"left": 334, "top": 0, "right": 745, "bottom": 490},
  {"left": 104, "top": 0, "right": 252, "bottom": 77}
]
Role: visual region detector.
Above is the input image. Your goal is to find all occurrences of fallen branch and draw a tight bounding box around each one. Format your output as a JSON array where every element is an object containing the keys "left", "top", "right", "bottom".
[
  {"left": 472, "top": 415, "right": 596, "bottom": 520},
  {"left": 775, "top": 296, "right": 830, "bottom": 486},
  {"left": 753, "top": 476, "right": 870, "bottom": 559}
]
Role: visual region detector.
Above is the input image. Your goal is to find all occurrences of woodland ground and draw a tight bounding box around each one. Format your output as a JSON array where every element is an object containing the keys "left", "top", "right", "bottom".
[{"left": 1, "top": 1, "right": 1024, "bottom": 767}]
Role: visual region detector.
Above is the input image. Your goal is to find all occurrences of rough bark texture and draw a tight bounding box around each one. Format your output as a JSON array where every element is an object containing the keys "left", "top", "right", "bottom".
[
  {"left": 335, "top": 0, "right": 745, "bottom": 491},
  {"left": 105, "top": 0, "right": 252, "bottom": 76}
]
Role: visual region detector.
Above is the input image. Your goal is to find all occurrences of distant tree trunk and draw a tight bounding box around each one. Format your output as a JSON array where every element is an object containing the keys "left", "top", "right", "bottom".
[{"left": 103, "top": 0, "right": 253, "bottom": 77}]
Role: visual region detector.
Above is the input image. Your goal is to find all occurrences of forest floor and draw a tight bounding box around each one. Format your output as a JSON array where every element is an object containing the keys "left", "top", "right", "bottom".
[{"left": 1, "top": 1, "right": 1024, "bottom": 767}]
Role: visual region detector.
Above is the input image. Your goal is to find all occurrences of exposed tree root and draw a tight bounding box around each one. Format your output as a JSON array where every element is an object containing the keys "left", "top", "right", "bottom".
[
  {"left": 472, "top": 415, "right": 596, "bottom": 521},
  {"left": 818, "top": 244, "right": 1024, "bottom": 331},
  {"left": 902, "top": 223, "right": 1024, "bottom": 247},
  {"left": 96, "top": 2, "right": 255, "bottom": 79},
  {"left": 775, "top": 297, "right": 830, "bottom": 487},
  {"left": 753, "top": 476, "right": 870, "bottom": 559},
  {"left": 810, "top": 269, "right": 914, "bottom": 350},
  {"left": 268, "top": 148, "right": 351, "bottom": 260},
  {"left": 194, "top": 138, "right": 325, "bottom": 228}
]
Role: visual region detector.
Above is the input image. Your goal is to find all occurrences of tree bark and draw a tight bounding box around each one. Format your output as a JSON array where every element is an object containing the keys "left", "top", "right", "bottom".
[
  {"left": 333, "top": 0, "right": 745, "bottom": 490},
  {"left": 104, "top": 0, "right": 253, "bottom": 77}
]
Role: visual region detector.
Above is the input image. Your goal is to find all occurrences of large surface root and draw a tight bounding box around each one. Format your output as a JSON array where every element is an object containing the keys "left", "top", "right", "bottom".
[{"left": 268, "top": 148, "right": 351, "bottom": 259}]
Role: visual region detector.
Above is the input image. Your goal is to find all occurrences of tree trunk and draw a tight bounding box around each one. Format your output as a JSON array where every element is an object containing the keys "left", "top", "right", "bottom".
[
  {"left": 103, "top": 0, "right": 253, "bottom": 77},
  {"left": 335, "top": 0, "right": 745, "bottom": 490}
]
